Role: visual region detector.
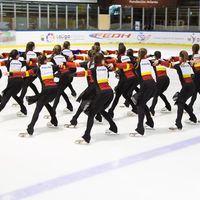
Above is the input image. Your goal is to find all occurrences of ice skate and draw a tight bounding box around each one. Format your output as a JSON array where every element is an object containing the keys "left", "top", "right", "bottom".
[
  {"left": 47, "top": 122, "right": 57, "bottom": 128},
  {"left": 16, "top": 111, "right": 27, "bottom": 117},
  {"left": 12, "top": 103, "right": 19, "bottom": 107},
  {"left": 161, "top": 107, "right": 171, "bottom": 113},
  {"left": 64, "top": 123, "right": 76, "bottom": 128},
  {"left": 18, "top": 132, "right": 32, "bottom": 138},
  {"left": 169, "top": 126, "right": 182, "bottom": 131},
  {"left": 185, "top": 119, "right": 198, "bottom": 125},
  {"left": 127, "top": 110, "right": 136, "bottom": 117},
  {"left": 43, "top": 114, "right": 50, "bottom": 119},
  {"left": 74, "top": 138, "right": 89, "bottom": 145},
  {"left": 105, "top": 129, "right": 119, "bottom": 135},
  {"left": 129, "top": 132, "right": 144, "bottom": 137},
  {"left": 63, "top": 107, "right": 73, "bottom": 114}
]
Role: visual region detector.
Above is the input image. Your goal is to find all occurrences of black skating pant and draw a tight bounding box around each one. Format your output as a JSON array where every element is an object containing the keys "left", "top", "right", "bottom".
[
  {"left": 189, "top": 73, "right": 200, "bottom": 109},
  {"left": 150, "top": 76, "right": 171, "bottom": 114},
  {"left": 27, "top": 87, "right": 58, "bottom": 135},
  {"left": 82, "top": 90, "right": 117, "bottom": 143},
  {"left": 109, "top": 78, "right": 138, "bottom": 116},
  {"left": 135, "top": 80, "right": 156, "bottom": 135},
  {"left": 19, "top": 76, "right": 39, "bottom": 102},
  {"left": 53, "top": 74, "right": 73, "bottom": 112},
  {"left": 0, "top": 78, "right": 27, "bottom": 114},
  {"left": 175, "top": 83, "right": 197, "bottom": 129}
]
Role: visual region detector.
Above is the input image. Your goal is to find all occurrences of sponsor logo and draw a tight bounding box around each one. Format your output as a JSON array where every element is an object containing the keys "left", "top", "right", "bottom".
[
  {"left": 41, "top": 33, "right": 70, "bottom": 43},
  {"left": 89, "top": 33, "right": 132, "bottom": 39},
  {"left": 187, "top": 33, "right": 200, "bottom": 43},
  {"left": 137, "top": 32, "right": 151, "bottom": 42}
]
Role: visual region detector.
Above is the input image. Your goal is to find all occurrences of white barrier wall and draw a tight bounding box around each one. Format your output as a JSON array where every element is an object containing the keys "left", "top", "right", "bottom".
[{"left": 1, "top": 30, "right": 200, "bottom": 46}]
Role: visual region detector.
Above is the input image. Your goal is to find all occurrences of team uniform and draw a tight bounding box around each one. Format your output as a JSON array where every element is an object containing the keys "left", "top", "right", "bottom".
[
  {"left": 50, "top": 54, "right": 74, "bottom": 113},
  {"left": 188, "top": 54, "right": 200, "bottom": 109},
  {"left": 131, "top": 58, "right": 156, "bottom": 136},
  {"left": 74, "top": 64, "right": 118, "bottom": 143},
  {"left": 0, "top": 59, "right": 27, "bottom": 115},
  {"left": 19, "top": 51, "right": 40, "bottom": 102},
  {"left": 9, "top": 62, "right": 62, "bottom": 136},
  {"left": 168, "top": 61, "right": 197, "bottom": 129},
  {"left": 149, "top": 59, "right": 171, "bottom": 115}
]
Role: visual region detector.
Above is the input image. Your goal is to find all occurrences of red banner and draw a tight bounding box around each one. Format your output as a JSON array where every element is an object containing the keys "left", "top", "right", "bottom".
[{"left": 112, "top": 0, "right": 178, "bottom": 7}]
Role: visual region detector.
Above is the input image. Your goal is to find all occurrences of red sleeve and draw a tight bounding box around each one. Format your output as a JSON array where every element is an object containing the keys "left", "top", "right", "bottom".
[
  {"left": 115, "top": 63, "right": 133, "bottom": 70},
  {"left": 160, "top": 60, "right": 172, "bottom": 68},
  {"left": 27, "top": 58, "right": 38, "bottom": 67},
  {"left": 75, "top": 70, "right": 91, "bottom": 77},
  {"left": 171, "top": 56, "right": 179, "bottom": 62},
  {"left": 79, "top": 50, "right": 88, "bottom": 54},
  {"left": 105, "top": 58, "right": 116, "bottom": 64},
  {"left": 106, "top": 50, "right": 117, "bottom": 55},
  {"left": 43, "top": 50, "right": 53, "bottom": 55},
  {"left": 66, "top": 62, "right": 80, "bottom": 69},
  {"left": 74, "top": 55, "right": 88, "bottom": 61},
  {"left": 2, "top": 53, "right": 9, "bottom": 58},
  {"left": 0, "top": 61, "right": 6, "bottom": 67},
  {"left": 11, "top": 69, "right": 35, "bottom": 78}
]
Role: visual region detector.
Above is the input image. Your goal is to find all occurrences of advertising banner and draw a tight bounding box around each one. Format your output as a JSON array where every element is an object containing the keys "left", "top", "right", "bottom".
[{"left": 1, "top": 30, "right": 200, "bottom": 46}]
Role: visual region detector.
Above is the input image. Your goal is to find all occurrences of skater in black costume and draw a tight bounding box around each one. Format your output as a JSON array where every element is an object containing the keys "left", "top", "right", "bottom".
[
  {"left": 19, "top": 42, "right": 40, "bottom": 103},
  {"left": 149, "top": 51, "right": 171, "bottom": 116},
  {"left": 50, "top": 45, "right": 74, "bottom": 114},
  {"left": 0, "top": 49, "right": 27, "bottom": 116},
  {"left": 65, "top": 49, "right": 102, "bottom": 128},
  {"left": 165, "top": 51, "right": 197, "bottom": 130},
  {"left": 8, "top": 55, "right": 61, "bottom": 137},
  {"left": 62, "top": 41, "right": 77, "bottom": 97},
  {"left": 108, "top": 45, "right": 138, "bottom": 118},
  {"left": 73, "top": 53, "right": 118, "bottom": 144},
  {"left": 188, "top": 44, "right": 200, "bottom": 110},
  {"left": 130, "top": 48, "right": 156, "bottom": 136}
]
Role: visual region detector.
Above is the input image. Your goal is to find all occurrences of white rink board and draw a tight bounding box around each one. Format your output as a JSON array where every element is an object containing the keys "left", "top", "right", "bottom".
[{"left": 1, "top": 30, "right": 200, "bottom": 46}]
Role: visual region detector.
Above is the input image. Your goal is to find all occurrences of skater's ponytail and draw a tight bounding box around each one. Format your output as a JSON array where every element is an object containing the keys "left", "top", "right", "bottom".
[
  {"left": 94, "top": 53, "right": 104, "bottom": 66},
  {"left": 25, "top": 41, "right": 35, "bottom": 53},
  {"left": 136, "top": 48, "right": 147, "bottom": 69},
  {"left": 87, "top": 49, "right": 96, "bottom": 68},
  {"left": 179, "top": 50, "right": 189, "bottom": 62},
  {"left": 192, "top": 44, "right": 199, "bottom": 55},
  {"left": 52, "top": 45, "right": 62, "bottom": 55},
  {"left": 38, "top": 55, "right": 47, "bottom": 66},
  {"left": 63, "top": 41, "right": 70, "bottom": 50},
  {"left": 8, "top": 49, "right": 19, "bottom": 60},
  {"left": 154, "top": 51, "right": 161, "bottom": 60}
]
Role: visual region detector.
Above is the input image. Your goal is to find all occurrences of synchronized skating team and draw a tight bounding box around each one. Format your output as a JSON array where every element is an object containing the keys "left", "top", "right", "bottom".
[{"left": 0, "top": 41, "right": 200, "bottom": 144}]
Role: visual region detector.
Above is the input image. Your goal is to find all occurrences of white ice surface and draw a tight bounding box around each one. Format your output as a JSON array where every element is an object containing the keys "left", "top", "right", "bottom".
[{"left": 0, "top": 45, "right": 200, "bottom": 200}]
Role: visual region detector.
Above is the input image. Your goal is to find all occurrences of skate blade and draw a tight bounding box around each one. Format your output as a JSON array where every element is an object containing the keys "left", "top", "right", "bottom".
[
  {"left": 129, "top": 132, "right": 143, "bottom": 137},
  {"left": 18, "top": 132, "right": 31, "bottom": 138},
  {"left": 43, "top": 115, "right": 50, "bottom": 119},
  {"left": 12, "top": 103, "right": 19, "bottom": 107},
  {"left": 16, "top": 112, "right": 27, "bottom": 117},
  {"left": 105, "top": 129, "right": 119, "bottom": 135},
  {"left": 63, "top": 108, "right": 73, "bottom": 114},
  {"left": 74, "top": 139, "right": 89, "bottom": 145},
  {"left": 47, "top": 122, "right": 57, "bottom": 128},
  {"left": 64, "top": 124, "right": 76, "bottom": 128},
  {"left": 169, "top": 126, "right": 182, "bottom": 131},
  {"left": 185, "top": 120, "right": 198, "bottom": 125}
]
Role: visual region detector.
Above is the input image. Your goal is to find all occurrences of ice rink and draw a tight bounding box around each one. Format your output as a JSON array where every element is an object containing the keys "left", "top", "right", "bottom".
[{"left": 0, "top": 44, "right": 200, "bottom": 200}]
